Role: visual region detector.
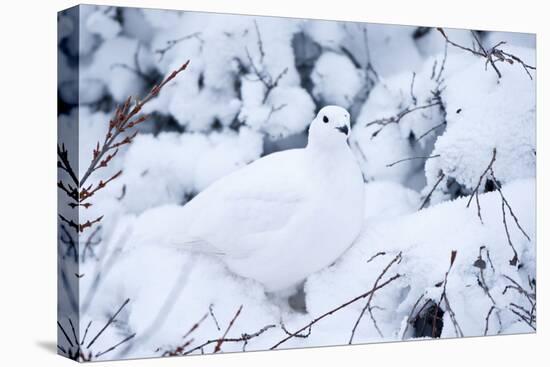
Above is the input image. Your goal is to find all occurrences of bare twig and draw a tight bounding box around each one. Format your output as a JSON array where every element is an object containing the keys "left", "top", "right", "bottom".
[
  {"left": 57, "top": 60, "right": 190, "bottom": 234},
  {"left": 214, "top": 305, "right": 243, "bottom": 353},
  {"left": 95, "top": 333, "right": 136, "bottom": 358},
  {"left": 415, "top": 121, "right": 446, "bottom": 142},
  {"left": 466, "top": 148, "right": 497, "bottom": 223},
  {"left": 82, "top": 225, "right": 102, "bottom": 261},
  {"left": 366, "top": 102, "right": 441, "bottom": 138},
  {"left": 280, "top": 319, "right": 311, "bottom": 338},
  {"left": 401, "top": 293, "right": 425, "bottom": 339},
  {"left": 490, "top": 168, "right": 531, "bottom": 242},
  {"left": 475, "top": 246, "right": 502, "bottom": 335},
  {"left": 437, "top": 28, "right": 535, "bottom": 80},
  {"left": 434, "top": 251, "right": 463, "bottom": 337},
  {"left": 349, "top": 252, "right": 402, "bottom": 343},
  {"left": 509, "top": 308, "right": 536, "bottom": 331},
  {"left": 209, "top": 304, "right": 221, "bottom": 331},
  {"left": 362, "top": 26, "right": 379, "bottom": 82},
  {"left": 271, "top": 273, "right": 402, "bottom": 349},
  {"left": 366, "top": 251, "right": 386, "bottom": 263},
  {"left": 87, "top": 298, "right": 130, "bottom": 349},
  {"left": 183, "top": 311, "right": 210, "bottom": 340},
  {"left": 386, "top": 154, "right": 440, "bottom": 168},
  {"left": 58, "top": 321, "right": 75, "bottom": 348},
  {"left": 419, "top": 171, "right": 446, "bottom": 210},
  {"left": 435, "top": 42, "right": 448, "bottom": 83},
  {"left": 410, "top": 72, "right": 417, "bottom": 105},
  {"left": 484, "top": 306, "right": 498, "bottom": 336},
  {"left": 155, "top": 32, "right": 203, "bottom": 61},
  {"left": 182, "top": 322, "right": 276, "bottom": 355}
]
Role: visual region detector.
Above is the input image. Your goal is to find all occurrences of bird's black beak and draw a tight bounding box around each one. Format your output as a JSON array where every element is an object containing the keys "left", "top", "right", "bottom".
[{"left": 336, "top": 125, "right": 349, "bottom": 135}]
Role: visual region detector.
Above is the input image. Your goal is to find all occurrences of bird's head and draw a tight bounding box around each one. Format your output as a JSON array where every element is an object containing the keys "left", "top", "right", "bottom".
[{"left": 308, "top": 105, "right": 351, "bottom": 147}]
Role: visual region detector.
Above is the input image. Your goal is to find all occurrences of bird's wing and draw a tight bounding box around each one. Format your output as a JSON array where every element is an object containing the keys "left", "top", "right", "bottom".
[{"left": 172, "top": 149, "right": 311, "bottom": 257}]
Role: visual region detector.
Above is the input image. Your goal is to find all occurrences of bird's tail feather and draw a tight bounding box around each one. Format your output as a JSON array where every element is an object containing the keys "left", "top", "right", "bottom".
[{"left": 125, "top": 204, "right": 225, "bottom": 256}]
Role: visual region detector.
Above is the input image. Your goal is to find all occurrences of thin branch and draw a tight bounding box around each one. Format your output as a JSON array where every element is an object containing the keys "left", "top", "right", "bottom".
[
  {"left": 366, "top": 102, "right": 441, "bottom": 139},
  {"left": 415, "top": 121, "right": 446, "bottom": 142},
  {"left": 155, "top": 32, "right": 203, "bottom": 61},
  {"left": 435, "top": 41, "right": 448, "bottom": 83},
  {"left": 386, "top": 154, "right": 440, "bottom": 168},
  {"left": 349, "top": 252, "right": 402, "bottom": 343},
  {"left": 214, "top": 305, "right": 243, "bottom": 353},
  {"left": 419, "top": 171, "right": 446, "bottom": 210},
  {"left": 366, "top": 251, "right": 386, "bottom": 263},
  {"left": 209, "top": 304, "right": 221, "bottom": 331},
  {"left": 434, "top": 251, "right": 463, "bottom": 337},
  {"left": 87, "top": 298, "right": 130, "bottom": 349},
  {"left": 183, "top": 311, "right": 209, "bottom": 340},
  {"left": 58, "top": 321, "right": 74, "bottom": 348},
  {"left": 409, "top": 72, "right": 417, "bottom": 105},
  {"left": 490, "top": 168, "right": 531, "bottom": 242},
  {"left": 280, "top": 319, "right": 311, "bottom": 338},
  {"left": 509, "top": 308, "right": 536, "bottom": 331},
  {"left": 466, "top": 148, "right": 497, "bottom": 223},
  {"left": 401, "top": 293, "right": 425, "bottom": 339},
  {"left": 183, "top": 323, "right": 276, "bottom": 355},
  {"left": 95, "top": 333, "right": 136, "bottom": 358},
  {"left": 79, "top": 60, "right": 190, "bottom": 188},
  {"left": 271, "top": 273, "right": 402, "bottom": 349},
  {"left": 437, "top": 28, "right": 535, "bottom": 80}
]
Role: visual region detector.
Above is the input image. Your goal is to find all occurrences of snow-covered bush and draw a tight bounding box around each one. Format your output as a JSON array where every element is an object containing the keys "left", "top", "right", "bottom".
[{"left": 57, "top": 5, "right": 536, "bottom": 361}]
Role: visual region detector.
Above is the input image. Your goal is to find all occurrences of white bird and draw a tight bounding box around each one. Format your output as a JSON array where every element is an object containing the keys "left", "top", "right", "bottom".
[{"left": 130, "top": 106, "right": 365, "bottom": 293}]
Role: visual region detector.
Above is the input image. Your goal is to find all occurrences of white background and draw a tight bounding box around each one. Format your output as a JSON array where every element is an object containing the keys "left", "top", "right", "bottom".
[{"left": 0, "top": 0, "right": 546, "bottom": 365}]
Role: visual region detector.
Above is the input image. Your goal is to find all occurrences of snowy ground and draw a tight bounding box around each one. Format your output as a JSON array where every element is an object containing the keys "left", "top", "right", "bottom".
[{"left": 57, "top": 5, "right": 536, "bottom": 361}]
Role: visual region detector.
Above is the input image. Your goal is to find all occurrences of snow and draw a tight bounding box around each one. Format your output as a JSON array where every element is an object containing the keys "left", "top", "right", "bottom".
[
  {"left": 425, "top": 45, "right": 535, "bottom": 202},
  {"left": 57, "top": 4, "right": 537, "bottom": 362},
  {"left": 311, "top": 51, "right": 364, "bottom": 108},
  {"left": 351, "top": 56, "right": 446, "bottom": 188},
  {"left": 119, "top": 128, "right": 264, "bottom": 214}
]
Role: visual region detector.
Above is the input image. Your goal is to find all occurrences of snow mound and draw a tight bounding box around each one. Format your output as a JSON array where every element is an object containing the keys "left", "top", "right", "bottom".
[{"left": 425, "top": 46, "right": 535, "bottom": 202}]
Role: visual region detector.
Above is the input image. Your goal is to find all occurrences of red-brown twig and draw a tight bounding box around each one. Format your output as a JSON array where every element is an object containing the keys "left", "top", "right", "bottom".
[
  {"left": 349, "top": 252, "right": 402, "bottom": 343},
  {"left": 180, "top": 307, "right": 276, "bottom": 356},
  {"left": 214, "top": 305, "right": 243, "bottom": 353},
  {"left": 57, "top": 60, "right": 190, "bottom": 233}
]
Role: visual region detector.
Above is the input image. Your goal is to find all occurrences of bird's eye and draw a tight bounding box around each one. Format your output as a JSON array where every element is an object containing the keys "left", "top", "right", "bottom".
[{"left": 323, "top": 115, "right": 329, "bottom": 123}]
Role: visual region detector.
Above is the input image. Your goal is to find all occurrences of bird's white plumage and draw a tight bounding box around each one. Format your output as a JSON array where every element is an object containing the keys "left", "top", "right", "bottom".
[{"left": 130, "top": 106, "right": 365, "bottom": 292}]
